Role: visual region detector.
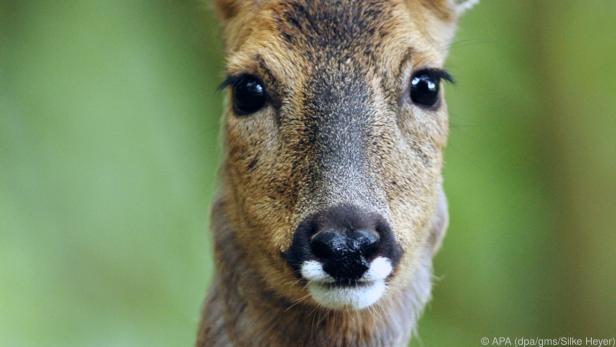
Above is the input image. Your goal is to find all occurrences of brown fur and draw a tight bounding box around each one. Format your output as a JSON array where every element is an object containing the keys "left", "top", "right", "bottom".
[{"left": 198, "top": 1, "right": 475, "bottom": 346}]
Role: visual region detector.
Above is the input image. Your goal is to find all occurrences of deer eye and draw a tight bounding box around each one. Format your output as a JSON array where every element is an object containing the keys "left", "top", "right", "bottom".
[
  {"left": 230, "top": 75, "right": 267, "bottom": 116},
  {"left": 409, "top": 69, "right": 453, "bottom": 108}
]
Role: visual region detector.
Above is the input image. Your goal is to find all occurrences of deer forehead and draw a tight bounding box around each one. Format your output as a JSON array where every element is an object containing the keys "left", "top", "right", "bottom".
[{"left": 222, "top": 0, "right": 452, "bottom": 78}]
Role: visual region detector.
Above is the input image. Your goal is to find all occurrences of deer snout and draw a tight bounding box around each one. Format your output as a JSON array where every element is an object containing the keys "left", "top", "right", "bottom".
[
  {"left": 283, "top": 204, "right": 402, "bottom": 309},
  {"left": 310, "top": 228, "right": 379, "bottom": 282}
]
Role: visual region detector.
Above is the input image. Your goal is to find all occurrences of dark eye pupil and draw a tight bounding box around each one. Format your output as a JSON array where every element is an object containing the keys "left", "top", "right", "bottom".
[
  {"left": 410, "top": 73, "right": 440, "bottom": 107},
  {"left": 233, "top": 76, "right": 266, "bottom": 115}
]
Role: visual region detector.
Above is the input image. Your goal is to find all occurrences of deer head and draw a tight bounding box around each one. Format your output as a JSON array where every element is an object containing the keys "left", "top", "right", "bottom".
[{"left": 211, "top": 0, "right": 475, "bottom": 313}]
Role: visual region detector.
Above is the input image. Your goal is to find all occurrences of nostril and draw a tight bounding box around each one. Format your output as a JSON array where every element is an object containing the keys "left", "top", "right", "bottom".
[
  {"left": 310, "top": 229, "right": 380, "bottom": 261},
  {"left": 350, "top": 229, "right": 380, "bottom": 257},
  {"left": 310, "top": 230, "right": 345, "bottom": 259}
]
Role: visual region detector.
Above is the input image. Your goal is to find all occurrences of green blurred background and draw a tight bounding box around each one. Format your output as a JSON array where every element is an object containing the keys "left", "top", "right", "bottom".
[{"left": 1, "top": 1, "right": 614, "bottom": 346}]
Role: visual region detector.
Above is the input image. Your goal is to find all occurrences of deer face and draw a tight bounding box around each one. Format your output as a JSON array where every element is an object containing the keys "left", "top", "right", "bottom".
[{"left": 214, "top": 0, "right": 471, "bottom": 310}]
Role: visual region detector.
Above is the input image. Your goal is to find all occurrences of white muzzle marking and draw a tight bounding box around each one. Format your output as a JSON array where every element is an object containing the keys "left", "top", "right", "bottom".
[{"left": 300, "top": 256, "right": 393, "bottom": 310}]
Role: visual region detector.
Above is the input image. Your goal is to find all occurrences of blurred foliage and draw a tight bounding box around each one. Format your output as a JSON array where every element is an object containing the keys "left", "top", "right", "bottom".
[{"left": 0, "top": 1, "right": 614, "bottom": 346}]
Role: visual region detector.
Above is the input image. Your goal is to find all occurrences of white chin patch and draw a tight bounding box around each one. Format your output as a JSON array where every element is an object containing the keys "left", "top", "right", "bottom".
[
  {"left": 307, "top": 280, "right": 386, "bottom": 310},
  {"left": 300, "top": 257, "right": 393, "bottom": 310}
]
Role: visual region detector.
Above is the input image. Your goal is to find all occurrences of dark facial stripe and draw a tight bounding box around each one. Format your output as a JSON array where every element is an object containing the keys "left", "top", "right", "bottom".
[
  {"left": 301, "top": 68, "right": 377, "bottom": 205},
  {"left": 274, "top": 0, "right": 391, "bottom": 57}
]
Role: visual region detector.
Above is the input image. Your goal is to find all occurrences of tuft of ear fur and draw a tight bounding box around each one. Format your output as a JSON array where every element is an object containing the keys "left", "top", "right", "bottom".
[
  {"left": 417, "top": 0, "right": 478, "bottom": 23},
  {"left": 449, "top": 0, "right": 479, "bottom": 15}
]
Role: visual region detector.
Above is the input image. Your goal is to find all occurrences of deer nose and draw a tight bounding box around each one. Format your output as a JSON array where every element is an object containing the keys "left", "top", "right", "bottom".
[
  {"left": 283, "top": 204, "right": 403, "bottom": 284},
  {"left": 311, "top": 229, "right": 380, "bottom": 281}
]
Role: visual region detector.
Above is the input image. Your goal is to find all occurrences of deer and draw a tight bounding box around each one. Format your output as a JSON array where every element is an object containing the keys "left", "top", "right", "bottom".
[{"left": 197, "top": 0, "right": 477, "bottom": 346}]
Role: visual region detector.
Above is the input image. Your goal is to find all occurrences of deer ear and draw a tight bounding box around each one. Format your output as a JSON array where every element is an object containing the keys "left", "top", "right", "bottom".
[
  {"left": 448, "top": 0, "right": 479, "bottom": 15},
  {"left": 212, "top": 0, "right": 238, "bottom": 21},
  {"left": 419, "top": 0, "right": 478, "bottom": 23},
  {"left": 212, "top": 0, "right": 252, "bottom": 21}
]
